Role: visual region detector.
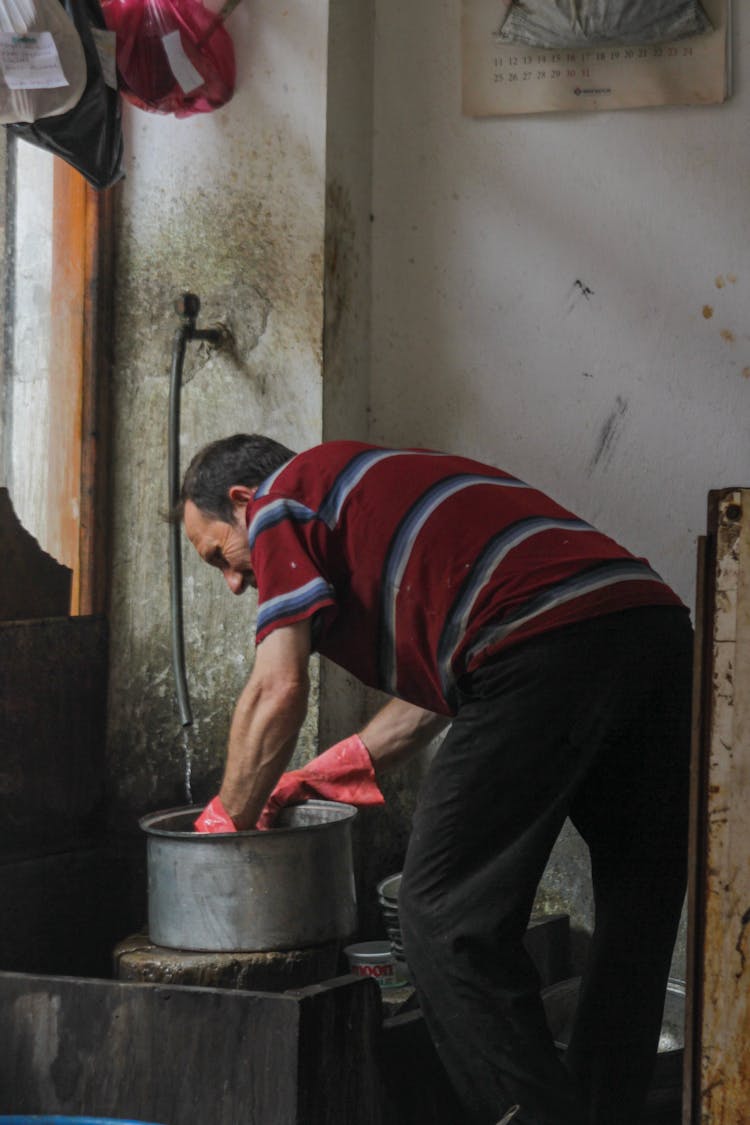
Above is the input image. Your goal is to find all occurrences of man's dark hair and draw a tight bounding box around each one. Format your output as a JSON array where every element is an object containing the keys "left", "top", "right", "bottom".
[{"left": 171, "top": 433, "right": 296, "bottom": 524}]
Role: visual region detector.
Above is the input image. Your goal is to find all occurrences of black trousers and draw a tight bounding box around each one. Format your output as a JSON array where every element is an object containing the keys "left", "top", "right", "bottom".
[{"left": 399, "top": 606, "right": 693, "bottom": 1125}]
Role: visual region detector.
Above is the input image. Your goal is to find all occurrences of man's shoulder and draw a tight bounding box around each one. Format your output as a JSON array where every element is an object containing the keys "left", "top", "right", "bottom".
[
  {"left": 264, "top": 441, "right": 383, "bottom": 492},
  {"left": 251, "top": 442, "right": 378, "bottom": 513}
]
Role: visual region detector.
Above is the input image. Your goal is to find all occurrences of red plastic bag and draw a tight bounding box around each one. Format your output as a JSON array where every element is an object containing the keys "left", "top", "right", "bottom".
[{"left": 101, "top": 0, "right": 235, "bottom": 116}]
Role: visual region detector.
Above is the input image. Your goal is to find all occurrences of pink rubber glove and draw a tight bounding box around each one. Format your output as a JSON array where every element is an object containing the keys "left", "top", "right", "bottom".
[
  {"left": 256, "top": 734, "right": 385, "bottom": 830},
  {"left": 194, "top": 794, "right": 237, "bottom": 833}
]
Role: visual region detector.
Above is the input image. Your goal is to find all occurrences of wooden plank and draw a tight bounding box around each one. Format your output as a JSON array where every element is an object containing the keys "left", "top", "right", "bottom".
[
  {"left": 0, "top": 616, "right": 107, "bottom": 856},
  {"left": 79, "top": 183, "right": 116, "bottom": 617},
  {"left": 0, "top": 487, "right": 71, "bottom": 620},
  {"left": 0, "top": 971, "right": 384, "bottom": 1124},
  {"left": 684, "top": 532, "right": 710, "bottom": 1125},
  {"left": 687, "top": 489, "right": 750, "bottom": 1124},
  {"left": 291, "top": 974, "right": 387, "bottom": 1125},
  {"left": 0, "top": 848, "right": 132, "bottom": 978},
  {"left": 0, "top": 971, "right": 300, "bottom": 1124},
  {"left": 48, "top": 162, "right": 86, "bottom": 609},
  {"left": 47, "top": 168, "right": 116, "bottom": 616}
]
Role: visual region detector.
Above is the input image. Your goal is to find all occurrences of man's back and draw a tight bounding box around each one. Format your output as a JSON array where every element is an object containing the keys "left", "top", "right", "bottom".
[{"left": 248, "top": 441, "right": 682, "bottom": 713}]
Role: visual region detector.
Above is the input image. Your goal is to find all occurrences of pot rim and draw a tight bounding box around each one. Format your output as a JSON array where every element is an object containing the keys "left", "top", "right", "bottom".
[{"left": 139, "top": 799, "right": 358, "bottom": 839}]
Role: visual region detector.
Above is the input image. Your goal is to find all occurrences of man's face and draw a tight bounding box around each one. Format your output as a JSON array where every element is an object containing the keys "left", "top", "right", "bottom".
[{"left": 184, "top": 498, "right": 256, "bottom": 595}]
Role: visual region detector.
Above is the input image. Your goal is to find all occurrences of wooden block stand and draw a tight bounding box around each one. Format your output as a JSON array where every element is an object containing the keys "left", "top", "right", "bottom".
[{"left": 114, "top": 932, "right": 343, "bottom": 993}]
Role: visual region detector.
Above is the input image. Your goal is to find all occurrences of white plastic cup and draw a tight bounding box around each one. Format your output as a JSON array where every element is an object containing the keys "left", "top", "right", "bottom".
[{"left": 344, "top": 940, "right": 406, "bottom": 989}]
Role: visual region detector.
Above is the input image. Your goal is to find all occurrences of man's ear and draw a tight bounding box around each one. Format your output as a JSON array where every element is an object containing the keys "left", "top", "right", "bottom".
[{"left": 228, "top": 484, "right": 257, "bottom": 520}]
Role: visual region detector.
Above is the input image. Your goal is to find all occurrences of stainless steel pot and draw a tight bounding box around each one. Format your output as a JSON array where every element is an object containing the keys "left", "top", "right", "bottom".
[
  {"left": 541, "top": 975, "right": 685, "bottom": 1111},
  {"left": 140, "top": 800, "right": 358, "bottom": 952}
]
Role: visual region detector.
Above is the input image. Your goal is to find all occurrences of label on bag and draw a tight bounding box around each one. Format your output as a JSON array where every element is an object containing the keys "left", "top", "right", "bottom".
[
  {"left": 162, "top": 30, "right": 204, "bottom": 94},
  {"left": 0, "top": 31, "right": 68, "bottom": 89}
]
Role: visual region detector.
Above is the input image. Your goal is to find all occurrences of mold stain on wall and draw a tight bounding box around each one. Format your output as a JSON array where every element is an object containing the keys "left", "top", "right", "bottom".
[{"left": 106, "top": 157, "right": 326, "bottom": 825}]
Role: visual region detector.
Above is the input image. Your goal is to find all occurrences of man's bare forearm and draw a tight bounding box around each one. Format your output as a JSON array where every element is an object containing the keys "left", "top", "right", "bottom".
[
  {"left": 359, "top": 698, "right": 449, "bottom": 771},
  {"left": 219, "top": 671, "right": 309, "bottom": 828},
  {"left": 218, "top": 620, "right": 312, "bottom": 828}
]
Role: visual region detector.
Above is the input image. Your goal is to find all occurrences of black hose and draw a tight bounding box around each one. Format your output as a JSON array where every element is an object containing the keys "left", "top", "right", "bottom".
[
  {"left": 168, "top": 294, "right": 222, "bottom": 729},
  {"left": 169, "top": 324, "right": 192, "bottom": 727}
]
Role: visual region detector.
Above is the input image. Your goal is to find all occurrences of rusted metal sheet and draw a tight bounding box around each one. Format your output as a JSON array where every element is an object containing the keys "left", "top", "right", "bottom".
[{"left": 685, "top": 489, "right": 750, "bottom": 1125}]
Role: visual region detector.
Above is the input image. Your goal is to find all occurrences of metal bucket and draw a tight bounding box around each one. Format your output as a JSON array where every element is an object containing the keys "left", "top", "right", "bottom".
[
  {"left": 140, "top": 801, "right": 358, "bottom": 952},
  {"left": 541, "top": 976, "right": 685, "bottom": 1112}
]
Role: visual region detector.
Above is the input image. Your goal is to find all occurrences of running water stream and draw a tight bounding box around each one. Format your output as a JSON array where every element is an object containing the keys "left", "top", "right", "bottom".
[{"left": 182, "top": 726, "right": 195, "bottom": 804}]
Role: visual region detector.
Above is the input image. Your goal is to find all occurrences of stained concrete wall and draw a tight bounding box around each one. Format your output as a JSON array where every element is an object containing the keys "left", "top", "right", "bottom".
[
  {"left": 366, "top": 0, "right": 750, "bottom": 966},
  {"left": 106, "top": 0, "right": 330, "bottom": 826},
  {"left": 103, "top": 0, "right": 749, "bottom": 965}
]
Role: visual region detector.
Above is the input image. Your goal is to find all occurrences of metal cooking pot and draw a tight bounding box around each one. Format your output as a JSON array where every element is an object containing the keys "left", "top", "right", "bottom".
[
  {"left": 541, "top": 976, "right": 685, "bottom": 1109},
  {"left": 140, "top": 800, "right": 358, "bottom": 952}
]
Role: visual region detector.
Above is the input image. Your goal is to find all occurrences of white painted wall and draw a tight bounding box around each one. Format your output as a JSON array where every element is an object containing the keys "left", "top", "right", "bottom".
[
  {"left": 106, "top": 0, "right": 330, "bottom": 817},
  {"left": 369, "top": 0, "right": 749, "bottom": 613},
  {"left": 364, "top": 0, "right": 749, "bottom": 963},
  {"left": 7, "top": 146, "right": 54, "bottom": 543}
]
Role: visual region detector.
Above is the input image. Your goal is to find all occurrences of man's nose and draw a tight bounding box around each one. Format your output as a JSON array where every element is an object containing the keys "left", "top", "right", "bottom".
[{"left": 224, "top": 570, "right": 245, "bottom": 595}]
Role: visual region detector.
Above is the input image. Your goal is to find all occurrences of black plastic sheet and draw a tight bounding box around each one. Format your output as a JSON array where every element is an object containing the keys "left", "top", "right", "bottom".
[{"left": 7, "top": 0, "right": 124, "bottom": 191}]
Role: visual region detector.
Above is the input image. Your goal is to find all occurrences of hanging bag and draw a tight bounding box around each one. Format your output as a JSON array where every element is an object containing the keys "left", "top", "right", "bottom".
[
  {"left": 0, "top": 0, "right": 87, "bottom": 123},
  {"left": 8, "top": 0, "right": 124, "bottom": 189},
  {"left": 101, "top": 0, "right": 235, "bottom": 117}
]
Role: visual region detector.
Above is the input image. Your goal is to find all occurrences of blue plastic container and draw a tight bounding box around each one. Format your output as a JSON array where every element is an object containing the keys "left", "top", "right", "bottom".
[{"left": 0, "top": 1118, "right": 167, "bottom": 1124}]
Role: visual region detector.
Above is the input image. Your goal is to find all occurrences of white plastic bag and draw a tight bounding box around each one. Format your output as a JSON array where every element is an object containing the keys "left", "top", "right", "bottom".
[
  {"left": 0, "top": 0, "right": 87, "bottom": 123},
  {"left": 498, "top": 0, "right": 712, "bottom": 49}
]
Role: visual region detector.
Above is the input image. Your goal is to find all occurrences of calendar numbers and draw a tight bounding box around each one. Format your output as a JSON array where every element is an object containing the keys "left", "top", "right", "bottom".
[
  {"left": 470, "top": 0, "right": 727, "bottom": 116},
  {"left": 492, "top": 40, "right": 701, "bottom": 86}
]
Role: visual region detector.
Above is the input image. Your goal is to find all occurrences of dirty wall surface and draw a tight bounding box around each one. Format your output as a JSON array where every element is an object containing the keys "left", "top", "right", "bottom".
[
  {"left": 367, "top": 0, "right": 750, "bottom": 968},
  {"left": 106, "top": 0, "right": 329, "bottom": 828}
]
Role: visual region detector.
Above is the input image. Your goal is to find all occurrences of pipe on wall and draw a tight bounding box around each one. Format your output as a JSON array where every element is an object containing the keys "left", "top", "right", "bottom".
[{"left": 168, "top": 292, "right": 222, "bottom": 728}]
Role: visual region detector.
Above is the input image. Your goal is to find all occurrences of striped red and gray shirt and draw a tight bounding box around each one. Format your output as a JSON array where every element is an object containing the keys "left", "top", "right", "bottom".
[{"left": 247, "top": 441, "right": 683, "bottom": 716}]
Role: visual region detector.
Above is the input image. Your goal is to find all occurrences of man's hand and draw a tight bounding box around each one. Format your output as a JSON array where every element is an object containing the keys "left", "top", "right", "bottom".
[
  {"left": 194, "top": 795, "right": 237, "bottom": 833},
  {"left": 255, "top": 733, "right": 385, "bottom": 829}
]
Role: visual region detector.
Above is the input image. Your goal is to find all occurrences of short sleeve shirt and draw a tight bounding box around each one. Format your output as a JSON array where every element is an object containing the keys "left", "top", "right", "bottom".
[{"left": 247, "top": 442, "right": 684, "bottom": 716}]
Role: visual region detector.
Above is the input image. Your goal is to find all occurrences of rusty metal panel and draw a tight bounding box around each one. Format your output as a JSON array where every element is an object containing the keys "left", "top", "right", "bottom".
[{"left": 686, "top": 489, "right": 750, "bottom": 1125}]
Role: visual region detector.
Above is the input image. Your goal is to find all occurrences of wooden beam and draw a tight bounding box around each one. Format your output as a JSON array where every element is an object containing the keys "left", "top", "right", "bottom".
[
  {"left": 48, "top": 160, "right": 86, "bottom": 610},
  {"left": 79, "top": 182, "right": 116, "bottom": 616},
  {"left": 685, "top": 489, "right": 750, "bottom": 1123},
  {"left": 48, "top": 164, "right": 115, "bottom": 616}
]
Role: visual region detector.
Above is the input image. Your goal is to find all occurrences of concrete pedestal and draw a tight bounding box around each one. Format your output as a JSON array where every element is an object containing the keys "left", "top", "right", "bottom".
[{"left": 113, "top": 933, "right": 343, "bottom": 992}]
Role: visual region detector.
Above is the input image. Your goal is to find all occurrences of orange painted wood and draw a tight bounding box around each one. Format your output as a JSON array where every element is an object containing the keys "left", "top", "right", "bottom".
[
  {"left": 48, "top": 166, "right": 115, "bottom": 616},
  {"left": 49, "top": 161, "right": 86, "bottom": 611}
]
